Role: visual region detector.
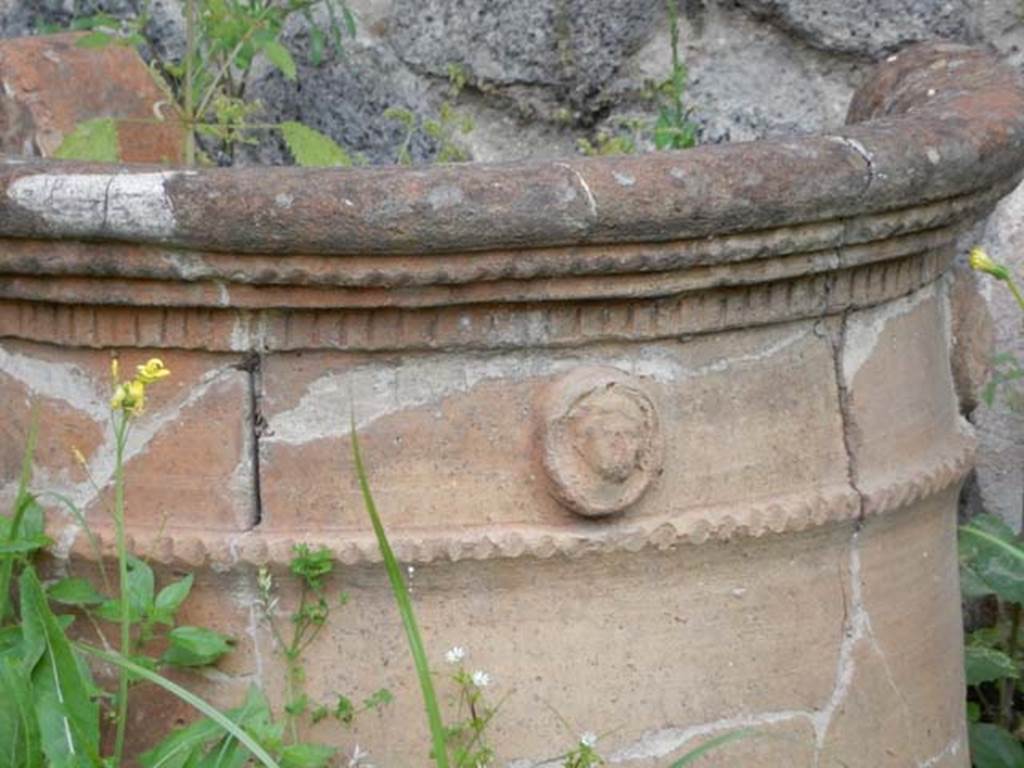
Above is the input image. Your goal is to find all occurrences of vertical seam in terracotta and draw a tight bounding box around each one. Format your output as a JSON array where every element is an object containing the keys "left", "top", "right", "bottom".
[
  {"left": 829, "top": 308, "right": 867, "bottom": 519},
  {"left": 235, "top": 351, "right": 264, "bottom": 529}
]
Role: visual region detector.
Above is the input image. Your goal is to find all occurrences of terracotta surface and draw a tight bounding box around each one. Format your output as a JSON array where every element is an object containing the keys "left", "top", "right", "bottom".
[
  {"left": 1, "top": 40, "right": 1022, "bottom": 765},
  {"left": 0, "top": 32, "right": 184, "bottom": 163}
]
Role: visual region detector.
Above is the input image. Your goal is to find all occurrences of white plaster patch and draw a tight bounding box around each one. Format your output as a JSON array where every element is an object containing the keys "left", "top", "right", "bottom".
[
  {"left": 918, "top": 736, "right": 963, "bottom": 768},
  {"left": 808, "top": 529, "right": 870, "bottom": 757},
  {"left": 842, "top": 282, "right": 936, "bottom": 386},
  {"left": 427, "top": 184, "right": 465, "bottom": 210},
  {"left": 0, "top": 344, "right": 109, "bottom": 421},
  {"left": 230, "top": 312, "right": 269, "bottom": 352},
  {"left": 265, "top": 328, "right": 811, "bottom": 445},
  {"left": 8, "top": 171, "right": 183, "bottom": 239},
  {"left": 557, "top": 528, "right": 878, "bottom": 766},
  {"left": 164, "top": 252, "right": 213, "bottom": 281},
  {"left": 612, "top": 171, "right": 635, "bottom": 187},
  {"left": 607, "top": 709, "right": 809, "bottom": 762}
]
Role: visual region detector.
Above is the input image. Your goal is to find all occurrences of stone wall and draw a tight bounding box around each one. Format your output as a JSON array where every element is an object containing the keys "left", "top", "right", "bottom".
[{"left": 1, "top": 0, "right": 1023, "bottom": 527}]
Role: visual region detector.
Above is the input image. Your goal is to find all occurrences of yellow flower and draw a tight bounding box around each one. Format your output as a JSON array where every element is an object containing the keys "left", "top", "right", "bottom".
[
  {"left": 111, "top": 379, "right": 146, "bottom": 415},
  {"left": 135, "top": 358, "right": 170, "bottom": 384},
  {"left": 111, "top": 357, "right": 120, "bottom": 383},
  {"left": 969, "top": 247, "right": 1010, "bottom": 281}
]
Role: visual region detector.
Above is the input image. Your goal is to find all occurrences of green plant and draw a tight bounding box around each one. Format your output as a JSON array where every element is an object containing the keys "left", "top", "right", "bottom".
[
  {"left": 960, "top": 514, "right": 1024, "bottom": 765},
  {"left": 442, "top": 650, "right": 502, "bottom": 767},
  {"left": 256, "top": 546, "right": 392, "bottom": 744},
  {"left": 652, "top": 0, "right": 697, "bottom": 151},
  {"left": 54, "top": 0, "right": 356, "bottom": 166},
  {"left": 576, "top": 120, "right": 640, "bottom": 157},
  {"left": 963, "top": 246, "right": 1024, "bottom": 765},
  {"left": 384, "top": 62, "right": 474, "bottom": 165},
  {"left": 577, "top": 0, "right": 697, "bottom": 157},
  {"left": 0, "top": 379, "right": 288, "bottom": 768}
]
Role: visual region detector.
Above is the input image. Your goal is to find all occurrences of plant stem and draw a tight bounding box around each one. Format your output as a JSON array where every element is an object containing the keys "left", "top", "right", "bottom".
[
  {"left": 667, "top": 0, "right": 683, "bottom": 125},
  {"left": 195, "top": 23, "right": 262, "bottom": 119},
  {"left": 1002, "top": 602, "right": 1022, "bottom": 728},
  {"left": 112, "top": 414, "right": 131, "bottom": 767},
  {"left": 1006, "top": 276, "right": 1024, "bottom": 315},
  {"left": 184, "top": 0, "right": 196, "bottom": 166}
]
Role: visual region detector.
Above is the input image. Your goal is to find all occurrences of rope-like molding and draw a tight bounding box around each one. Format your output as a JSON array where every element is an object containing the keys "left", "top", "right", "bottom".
[{"left": 58, "top": 436, "right": 974, "bottom": 568}]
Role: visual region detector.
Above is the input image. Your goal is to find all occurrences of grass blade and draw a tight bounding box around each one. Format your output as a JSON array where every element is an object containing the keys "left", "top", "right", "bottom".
[
  {"left": 349, "top": 420, "right": 449, "bottom": 768},
  {"left": 668, "top": 729, "right": 755, "bottom": 767},
  {"left": 75, "top": 645, "right": 282, "bottom": 768}
]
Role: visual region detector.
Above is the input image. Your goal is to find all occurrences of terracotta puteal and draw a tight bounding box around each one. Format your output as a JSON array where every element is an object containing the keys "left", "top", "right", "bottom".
[{"left": 1, "top": 37, "right": 1022, "bottom": 765}]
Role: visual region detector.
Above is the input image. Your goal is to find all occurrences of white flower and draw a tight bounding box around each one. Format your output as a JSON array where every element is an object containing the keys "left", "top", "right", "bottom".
[
  {"left": 471, "top": 670, "right": 491, "bottom": 688},
  {"left": 579, "top": 731, "right": 598, "bottom": 748},
  {"left": 445, "top": 646, "right": 467, "bottom": 664}
]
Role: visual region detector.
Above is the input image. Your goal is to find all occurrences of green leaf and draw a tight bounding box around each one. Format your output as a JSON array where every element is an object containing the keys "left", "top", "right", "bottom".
[
  {"left": 19, "top": 568, "right": 100, "bottom": 768},
  {"left": 139, "top": 714, "right": 222, "bottom": 768},
  {"left": 75, "top": 31, "right": 115, "bottom": 49},
  {"left": 279, "top": 121, "right": 352, "bottom": 168},
  {"left": 0, "top": 625, "right": 23, "bottom": 657},
  {"left": 308, "top": 26, "right": 324, "bottom": 66},
  {"left": 162, "top": 626, "right": 233, "bottom": 667},
  {"left": 654, "top": 111, "right": 673, "bottom": 151},
  {"left": 0, "top": 656, "right": 43, "bottom": 768},
  {"left": 93, "top": 600, "right": 122, "bottom": 623},
  {"left": 969, "top": 627, "right": 1005, "bottom": 648},
  {"left": 667, "top": 729, "right": 755, "bottom": 767},
  {"left": 78, "top": 648, "right": 282, "bottom": 768},
  {"left": 333, "top": 695, "right": 354, "bottom": 724},
  {"left": 965, "top": 645, "right": 1019, "bottom": 686},
  {"left": 961, "top": 563, "right": 996, "bottom": 599},
  {"left": 350, "top": 423, "right": 449, "bottom": 768},
  {"left": 126, "top": 556, "right": 155, "bottom": 621},
  {"left": 140, "top": 685, "right": 275, "bottom": 768},
  {"left": 340, "top": 3, "right": 357, "bottom": 37},
  {"left": 53, "top": 118, "right": 120, "bottom": 163},
  {"left": 153, "top": 574, "right": 194, "bottom": 625},
  {"left": 18, "top": 497, "right": 44, "bottom": 541},
  {"left": 969, "top": 722, "right": 1024, "bottom": 768},
  {"left": 69, "top": 14, "right": 117, "bottom": 30},
  {"left": 262, "top": 39, "right": 297, "bottom": 80},
  {"left": 363, "top": 687, "right": 393, "bottom": 710},
  {"left": 279, "top": 744, "right": 337, "bottom": 768},
  {"left": 47, "top": 578, "right": 105, "bottom": 607},
  {"left": 967, "top": 701, "right": 982, "bottom": 723},
  {"left": 0, "top": 536, "right": 50, "bottom": 555},
  {"left": 959, "top": 515, "right": 1024, "bottom": 604},
  {"left": 289, "top": 545, "right": 333, "bottom": 590}
]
